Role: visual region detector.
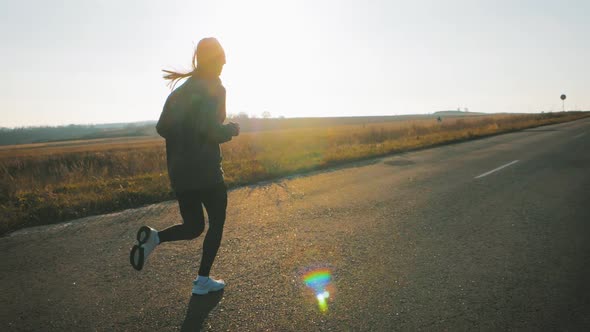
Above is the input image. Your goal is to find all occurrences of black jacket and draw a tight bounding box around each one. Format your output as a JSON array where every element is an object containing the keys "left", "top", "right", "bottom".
[{"left": 156, "top": 75, "right": 234, "bottom": 192}]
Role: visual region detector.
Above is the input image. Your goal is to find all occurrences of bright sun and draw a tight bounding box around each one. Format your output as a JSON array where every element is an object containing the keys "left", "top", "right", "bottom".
[{"left": 204, "top": 0, "right": 317, "bottom": 118}]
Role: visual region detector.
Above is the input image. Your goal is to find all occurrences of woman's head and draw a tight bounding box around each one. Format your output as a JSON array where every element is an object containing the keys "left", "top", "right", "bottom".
[
  {"left": 193, "top": 37, "right": 226, "bottom": 77},
  {"left": 163, "top": 37, "right": 226, "bottom": 88}
]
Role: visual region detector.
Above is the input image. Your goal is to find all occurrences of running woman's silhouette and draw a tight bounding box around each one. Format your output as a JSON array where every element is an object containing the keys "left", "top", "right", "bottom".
[{"left": 130, "top": 37, "right": 240, "bottom": 295}]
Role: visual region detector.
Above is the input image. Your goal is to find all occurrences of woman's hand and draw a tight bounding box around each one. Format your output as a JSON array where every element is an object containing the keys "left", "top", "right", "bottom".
[{"left": 227, "top": 122, "right": 240, "bottom": 136}]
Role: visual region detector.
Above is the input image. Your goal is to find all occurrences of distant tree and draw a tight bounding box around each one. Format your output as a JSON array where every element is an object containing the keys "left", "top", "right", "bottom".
[
  {"left": 235, "top": 112, "right": 249, "bottom": 120},
  {"left": 261, "top": 111, "right": 272, "bottom": 119}
]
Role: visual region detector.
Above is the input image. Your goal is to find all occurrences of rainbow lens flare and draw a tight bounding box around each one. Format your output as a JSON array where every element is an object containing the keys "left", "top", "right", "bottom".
[{"left": 303, "top": 268, "right": 332, "bottom": 312}]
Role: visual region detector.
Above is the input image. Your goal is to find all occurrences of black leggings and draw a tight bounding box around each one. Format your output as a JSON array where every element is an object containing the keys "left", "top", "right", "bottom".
[{"left": 158, "top": 182, "right": 227, "bottom": 277}]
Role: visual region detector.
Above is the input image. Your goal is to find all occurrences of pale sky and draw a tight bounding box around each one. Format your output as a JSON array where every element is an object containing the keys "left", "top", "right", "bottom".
[{"left": 1, "top": 0, "right": 588, "bottom": 127}]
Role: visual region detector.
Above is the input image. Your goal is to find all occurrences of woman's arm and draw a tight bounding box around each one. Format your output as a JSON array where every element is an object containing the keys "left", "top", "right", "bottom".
[
  {"left": 193, "top": 86, "right": 238, "bottom": 144},
  {"left": 156, "top": 91, "right": 181, "bottom": 139},
  {"left": 218, "top": 86, "right": 227, "bottom": 123}
]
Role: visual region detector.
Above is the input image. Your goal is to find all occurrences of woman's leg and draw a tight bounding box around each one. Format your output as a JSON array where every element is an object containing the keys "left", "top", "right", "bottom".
[
  {"left": 158, "top": 190, "right": 206, "bottom": 243},
  {"left": 197, "top": 182, "right": 228, "bottom": 276}
]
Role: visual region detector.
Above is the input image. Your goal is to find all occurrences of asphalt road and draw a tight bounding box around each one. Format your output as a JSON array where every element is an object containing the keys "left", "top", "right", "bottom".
[{"left": 2, "top": 118, "right": 589, "bottom": 331}]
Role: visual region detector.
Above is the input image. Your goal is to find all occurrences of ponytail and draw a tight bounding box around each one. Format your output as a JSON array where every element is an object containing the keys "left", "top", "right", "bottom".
[
  {"left": 162, "top": 49, "right": 198, "bottom": 89},
  {"left": 163, "top": 38, "right": 224, "bottom": 89}
]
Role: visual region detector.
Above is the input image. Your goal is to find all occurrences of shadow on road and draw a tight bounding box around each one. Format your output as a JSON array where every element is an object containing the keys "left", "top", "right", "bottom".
[{"left": 180, "top": 290, "right": 224, "bottom": 332}]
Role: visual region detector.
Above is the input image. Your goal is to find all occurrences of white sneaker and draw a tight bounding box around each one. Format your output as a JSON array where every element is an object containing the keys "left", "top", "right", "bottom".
[
  {"left": 130, "top": 226, "right": 159, "bottom": 271},
  {"left": 192, "top": 277, "right": 226, "bottom": 295}
]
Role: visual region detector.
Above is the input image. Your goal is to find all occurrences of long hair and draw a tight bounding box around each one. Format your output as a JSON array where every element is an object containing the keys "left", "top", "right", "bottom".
[
  {"left": 162, "top": 50, "right": 198, "bottom": 90},
  {"left": 162, "top": 38, "right": 225, "bottom": 89}
]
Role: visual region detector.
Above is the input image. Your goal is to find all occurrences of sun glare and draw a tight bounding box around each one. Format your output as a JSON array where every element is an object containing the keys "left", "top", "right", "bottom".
[
  {"left": 215, "top": 0, "right": 301, "bottom": 67},
  {"left": 209, "top": 0, "right": 314, "bottom": 118}
]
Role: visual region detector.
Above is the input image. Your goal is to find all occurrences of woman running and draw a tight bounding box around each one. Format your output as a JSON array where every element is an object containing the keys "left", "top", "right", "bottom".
[{"left": 130, "top": 37, "right": 240, "bottom": 295}]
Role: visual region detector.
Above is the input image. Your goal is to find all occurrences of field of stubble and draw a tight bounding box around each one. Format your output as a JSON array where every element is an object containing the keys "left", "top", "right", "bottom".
[{"left": 1, "top": 112, "right": 587, "bottom": 235}]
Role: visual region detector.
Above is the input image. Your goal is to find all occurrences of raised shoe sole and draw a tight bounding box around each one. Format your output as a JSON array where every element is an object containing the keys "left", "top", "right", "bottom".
[{"left": 130, "top": 226, "right": 152, "bottom": 271}]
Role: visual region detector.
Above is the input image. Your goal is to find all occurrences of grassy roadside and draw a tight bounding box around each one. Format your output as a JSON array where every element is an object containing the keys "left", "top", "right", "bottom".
[{"left": 1, "top": 112, "right": 588, "bottom": 235}]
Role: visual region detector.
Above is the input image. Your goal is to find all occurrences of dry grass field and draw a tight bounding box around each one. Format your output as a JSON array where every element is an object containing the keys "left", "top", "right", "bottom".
[{"left": 1, "top": 112, "right": 588, "bottom": 235}]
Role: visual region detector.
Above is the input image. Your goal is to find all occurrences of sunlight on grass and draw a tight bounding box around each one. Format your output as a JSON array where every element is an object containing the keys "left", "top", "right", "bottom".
[{"left": 1, "top": 112, "right": 587, "bottom": 234}]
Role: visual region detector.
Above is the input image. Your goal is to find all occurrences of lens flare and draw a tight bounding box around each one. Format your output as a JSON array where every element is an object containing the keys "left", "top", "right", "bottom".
[{"left": 303, "top": 268, "right": 332, "bottom": 312}]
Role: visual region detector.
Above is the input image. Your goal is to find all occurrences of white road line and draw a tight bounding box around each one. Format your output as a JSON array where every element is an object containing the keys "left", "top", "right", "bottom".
[
  {"left": 474, "top": 160, "right": 520, "bottom": 179},
  {"left": 573, "top": 132, "right": 586, "bottom": 138}
]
